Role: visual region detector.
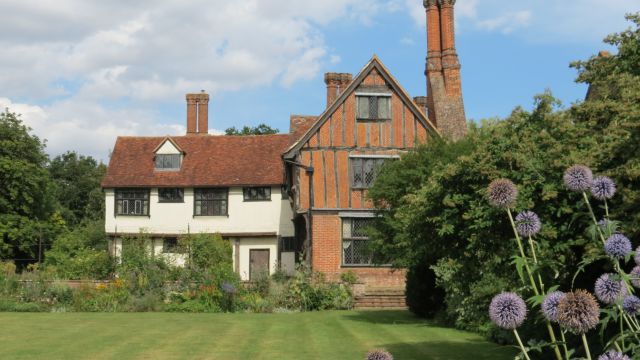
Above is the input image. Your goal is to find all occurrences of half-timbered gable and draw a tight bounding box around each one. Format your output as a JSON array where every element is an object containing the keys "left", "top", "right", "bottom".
[{"left": 283, "top": 56, "right": 441, "bottom": 287}]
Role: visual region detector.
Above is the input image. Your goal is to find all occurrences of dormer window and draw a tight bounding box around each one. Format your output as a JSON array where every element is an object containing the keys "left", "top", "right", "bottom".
[{"left": 155, "top": 154, "right": 181, "bottom": 170}]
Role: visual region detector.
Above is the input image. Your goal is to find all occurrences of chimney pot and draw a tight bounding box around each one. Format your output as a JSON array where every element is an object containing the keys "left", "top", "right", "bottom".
[{"left": 324, "top": 72, "right": 352, "bottom": 108}]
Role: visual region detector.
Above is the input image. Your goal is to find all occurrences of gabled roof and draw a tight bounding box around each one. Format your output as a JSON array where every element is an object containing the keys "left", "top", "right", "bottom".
[
  {"left": 284, "top": 55, "right": 440, "bottom": 158},
  {"left": 102, "top": 134, "right": 290, "bottom": 188},
  {"left": 152, "top": 137, "right": 184, "bottom": 154}
]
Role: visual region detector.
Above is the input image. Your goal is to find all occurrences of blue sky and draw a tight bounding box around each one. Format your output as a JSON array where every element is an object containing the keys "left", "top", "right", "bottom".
[{"left": 0, "top": 0, "right": 636, "bottom": 161}]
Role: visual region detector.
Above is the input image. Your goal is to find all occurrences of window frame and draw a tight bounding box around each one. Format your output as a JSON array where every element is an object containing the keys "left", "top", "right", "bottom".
[
  {"left": 349, "top": 156, "right": 390, "bottom": 189},
  {"left": 158, "top": 188, "right": 184, "bottom": 203},
  {"left": 193, "top": 188, "right": 229, "bottom": 217},
  {"left": 355, "top": 93, "right": 392, "bottom": 121},
  {"left": 243, "top": 186, "right": 272, "bottom": 202},
  {"left": 341, "top": 217, "right": 374, "bottom": 267},
  {"left": 162, "top": 237, "right": 179, "bottom": 253},
  {"left": 154, "top": 153, "right": 182, "bottom": 171},
  {"left": 114, "top": 188, "right": 150, "bottom": 217}
]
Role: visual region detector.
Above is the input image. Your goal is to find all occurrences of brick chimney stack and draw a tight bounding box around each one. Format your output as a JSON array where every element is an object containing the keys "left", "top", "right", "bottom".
[
  {"left": 324, "top": 73, "right": 352, "bottom": 108},
  {"left": 186, "top": 91, "right": 209, "bottom": 135},
  {"left": 424, "top": 0, "right": 466, "bottom": 140}
]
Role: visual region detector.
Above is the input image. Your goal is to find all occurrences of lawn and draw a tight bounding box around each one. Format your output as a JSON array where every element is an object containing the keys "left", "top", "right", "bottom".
[{"left": 0, "top": 310, "right": 515, "bottom": 359}]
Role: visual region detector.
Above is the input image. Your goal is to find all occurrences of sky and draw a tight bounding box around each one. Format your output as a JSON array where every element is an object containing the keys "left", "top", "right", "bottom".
[{"left": 0, "top": 0, "right": 637, "bottom": 162}]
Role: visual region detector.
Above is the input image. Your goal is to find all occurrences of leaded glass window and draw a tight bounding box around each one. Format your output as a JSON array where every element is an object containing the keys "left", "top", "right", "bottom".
[
  {"left": 155, "top": 154, "right": 181, "bottom": 170},
  {"left": 350, "top": 157, "right": 386, "bottom": 188},
  {"left": 356, "top": 95, "right": 391, "bottom": 120},
  {"left": 342, "top": 217, "right": 374, "bottom": 266},
  {"left": 243, "top": 187, "right": 271, "bottom": 201},
  {"left": 194, "top": 188, "right": 228, "bottom": 216},
  {"left": 115, "top": 188, "right": 150, "bottom": 216}
]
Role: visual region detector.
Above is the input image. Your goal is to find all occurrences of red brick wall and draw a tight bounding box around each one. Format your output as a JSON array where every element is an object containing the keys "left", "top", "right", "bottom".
[{"left": 311, "top": 213, "right": 406, "bottom": 288}]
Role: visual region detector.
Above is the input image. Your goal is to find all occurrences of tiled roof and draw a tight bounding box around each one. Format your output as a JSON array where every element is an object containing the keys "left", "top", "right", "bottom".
[
  {"left": 102, "top": 134, "right": 290, "bottom": 188},
  {"left": 288, "top": 115, "right": 317, "bottom": 146}
]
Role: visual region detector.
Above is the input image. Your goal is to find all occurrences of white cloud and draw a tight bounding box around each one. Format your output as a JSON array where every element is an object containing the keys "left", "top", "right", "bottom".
[
  {"left": 0, "top": 0, "right": 386, "bottom": 159},
  {"left": 403, "top": 0, "right": 635, "bottom": 43}
]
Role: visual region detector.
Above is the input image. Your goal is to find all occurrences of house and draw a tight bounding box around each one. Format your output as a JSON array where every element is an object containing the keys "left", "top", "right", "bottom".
[{"left": 101, "top": 0, "right": 466, "bottom": 287}]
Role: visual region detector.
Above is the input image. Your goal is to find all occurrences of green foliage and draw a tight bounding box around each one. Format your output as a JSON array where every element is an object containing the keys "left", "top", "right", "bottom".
[
  {"left": 340, "top": 270, "right": 358, "bottom": 285},
  {"left": 0, "top": 111, "right": 59, "bottom": 261},
  {"left": 368, "top": 13, "right": 640, "bottom": 339},
  {"left": 180, "top": 233, "right": 232, "bottom": 273},
  {"left": 45, "top": 220, "right": 114, "bottom": 279},
  {"left": 224, "top": 123, "right": 279, "bottom": 135},
  {"left": 48, "top": 151, "right": 106, "bottom": 225}
]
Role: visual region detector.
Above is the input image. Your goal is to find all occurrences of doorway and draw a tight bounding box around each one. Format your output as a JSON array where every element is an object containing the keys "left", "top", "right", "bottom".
[{"left": 249, "top": 249, "right": 270, "bottom": 281}]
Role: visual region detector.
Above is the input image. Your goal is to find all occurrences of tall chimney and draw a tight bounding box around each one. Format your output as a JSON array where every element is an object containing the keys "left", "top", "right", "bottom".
[
  {"left": 324, "top": 72, "right": 352, "bottom": 108},
  {"left": 186, "top": 91, "right": 210, "bottom": 135},
  {"left": 413, "top": 96, "right": 428, "bottom": 115},
  {"left": 424, "top": 0, "right": 466, "bottom": 140}
]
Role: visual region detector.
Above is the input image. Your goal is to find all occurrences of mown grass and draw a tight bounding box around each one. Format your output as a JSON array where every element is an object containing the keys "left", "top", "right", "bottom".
[{"left": 0, "top": 310, "right": 515, "bottom": 359}]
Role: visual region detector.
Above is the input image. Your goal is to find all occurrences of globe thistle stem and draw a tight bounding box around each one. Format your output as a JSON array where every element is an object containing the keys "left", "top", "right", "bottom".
[
  {"left": 507, "top": 209, "right": 563, "bottom": 360},
  {"left": 528, "top": 235, "right": 546, "bottom": 293},
  {"left": 513, "top": 329, "right": 532, "bottom": 360},
  {"left": 619, "top": 306, "right": 625, "bottom": 349},
  {"left": 582, "top": 192, "right": 635, "bottom": 295},
  {"left": 582, "top": 191, "right": 606, "bottom": 245},
  {"left": 560, "top": 330, "right": 570, "bottom": 360},
  {"left": 581, "top": 334, "right": 592, "bottom": 360},
  {"left": 507, "top": 209, "right": 540, "bottom": 296}
]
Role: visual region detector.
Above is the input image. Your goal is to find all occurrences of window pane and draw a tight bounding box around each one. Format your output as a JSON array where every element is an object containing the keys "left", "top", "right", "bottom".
[
  {"left": 377, "top": 97, "right": 390, "bottom": 119},
  {"left": 368, "top": 96, "right": 378, "bottom": 118},
  {"left": 351, "top": 158, "right": 363, "bottom": 187},
  {"left": 155, "top": 154, "right": 181, "bottom": 169},
  {"left": 357, "top": 97, "right": 369, "bottom": 119}
]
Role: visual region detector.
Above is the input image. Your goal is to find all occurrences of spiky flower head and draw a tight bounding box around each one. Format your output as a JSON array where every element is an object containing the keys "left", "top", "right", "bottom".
[
  {"left": 591, "top": 176, "right": 616, "bottom": 200},
  {"left": 604, "top": 233, "right": 632, "bottom": 259},
  {"left": 489, "top": 292, "right": 527, "bottom": 330},
  {"left": 594, "top": 273, "right": 627, "bottom": 304},
  {"left": 541, "top": 291, "right": 565, "bottom": 323},
  {"left": 221, "top": 282, "right": 237, "bottom": 294},
  {"left": 487, "top": 179, "right": 518, "bottom": 209},
  {"left": 635, "top": 246, "right": 640, "bottom": 266},
  {"left": 556, "top": 289, "right": 600, "bottom": 334},
  {"left": 622, "top": 295, "right": 640, "bottom": 316},
  {"left": 564, "top": 165, "right": 593, "bottom": 192},
  {"left": 366, "top": 349, "right": 393, "bottom": 360},
  {"left": 515, "top": 211, "right": 542, "bottom": 237},
  {"left": 598, "top": 350, "right": 631, "bottom": 360},
  {"left": 631, "top": 266, "right": 640, "bottom": 288}
]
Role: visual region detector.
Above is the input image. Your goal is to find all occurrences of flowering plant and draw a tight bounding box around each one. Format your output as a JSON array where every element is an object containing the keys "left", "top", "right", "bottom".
[{"left": 487, "top": 166, "right": 639, "bottom": 359}]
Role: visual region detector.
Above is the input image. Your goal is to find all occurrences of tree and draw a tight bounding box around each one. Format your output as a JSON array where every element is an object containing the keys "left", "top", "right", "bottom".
[
  {"left": 48, "top": 151, "right": 106, "bottom": 225},
  {"left": 0, "top": 111, "right": 60, "bottom": 262},
  {"left": 367, "top": 13, "right": 640, "bottom": 339},
  {"left": 224, "top": 123, "right": 279, "bottom": 135}
]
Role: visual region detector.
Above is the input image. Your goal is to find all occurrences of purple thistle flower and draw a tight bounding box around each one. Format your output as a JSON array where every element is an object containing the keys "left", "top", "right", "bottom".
[
  {"left": 220, "top": 282, "right": 237, "bottom": 294},
  {"left": 591, "top": 176, "right": 616, "bottom": 200},
  {"left": 622, "top": 295, "right": 640, "bottom": 316},
  {"left": 489, "top": 292, "right": 527, "bottom": 330},
  {"left": 631, "top": 266, "right": 640, "bottom": 288},
  {"left": 556, "top": 290, "right": 600, "bottom": 334},
  {"left": 594, "top": 273, "right": 627, "bottom": 304},
  {"left": 598, "top": 350, "right": 631, "bottom": 360},
  {"left": 515, "top": 211, "right": 542, "bottom": 237},
  {"left": 635, "top": 246, "right": 640, "bottom": 266},
  {"left": 366, "top": 349, "right": 393, "bottom": 360},
  {"left": 541, "top": 291, "right": 565, "bottom": 323},
  {"left": 564, "top": 165, "right": 593, "bottom": 192},
  {"left": 604, "top": 233, "right": 632, "bottom": 259},
  {"left": 487, "top": 179, "right": 518, "bottom": 209}
]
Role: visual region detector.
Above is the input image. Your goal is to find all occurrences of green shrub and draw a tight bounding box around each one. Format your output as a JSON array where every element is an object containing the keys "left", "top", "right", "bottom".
[
  {"left": 0, "top": 299, "right": 44, "bottom": 312},
  {"left": 340, "top": 270, "right": 358, "bottom": 285}
]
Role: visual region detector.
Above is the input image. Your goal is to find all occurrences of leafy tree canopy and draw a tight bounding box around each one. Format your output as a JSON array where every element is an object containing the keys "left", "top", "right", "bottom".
[
  {"left": 368, "top": 13, "right": 640, "bottom": 334},
  {"left": 0, "top": 111, "right": 60, "bottom": 260},
  {"left": 224, "top": 123, "right": 279, "bottom": 135},
  {"left": 48, "top": 151, "right": 106, "bottom": 226}
]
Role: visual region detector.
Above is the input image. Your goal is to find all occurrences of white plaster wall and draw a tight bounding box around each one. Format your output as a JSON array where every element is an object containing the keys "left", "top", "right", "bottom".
[
  {"left": 236, "top": 237, "right": 278, "bottom": 281},
  {"left": 105, "top": 186, "right": 294, "bottom": 236}
]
